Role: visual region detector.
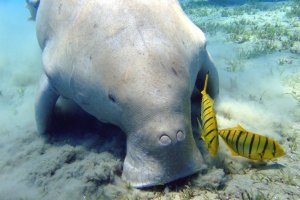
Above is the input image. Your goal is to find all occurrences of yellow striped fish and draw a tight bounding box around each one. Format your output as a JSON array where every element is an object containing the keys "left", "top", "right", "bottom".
[
  {"left": 197, "top": 73, "right": 219, "bottom": 157},
  {"left": 219, "top": 125, "right": 285, "bottom": 160}
]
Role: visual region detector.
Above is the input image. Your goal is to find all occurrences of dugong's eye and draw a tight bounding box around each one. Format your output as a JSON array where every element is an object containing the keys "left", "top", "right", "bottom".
[{"left": 108, "top": 93, "right": 117, "bottom": 103}]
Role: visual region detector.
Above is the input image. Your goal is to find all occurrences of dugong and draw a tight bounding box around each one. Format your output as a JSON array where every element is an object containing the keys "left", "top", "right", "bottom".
[{"left": 34, "top": 0, "right": 219, "bottom": 188}]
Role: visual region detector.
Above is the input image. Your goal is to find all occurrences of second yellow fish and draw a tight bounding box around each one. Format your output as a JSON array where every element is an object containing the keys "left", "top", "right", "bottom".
[
  {"left": 197, "top": 73, "right": 219, "bottom": 157},
  {"left": 219, "top": 125, "right": 285, "bottom": 160}
]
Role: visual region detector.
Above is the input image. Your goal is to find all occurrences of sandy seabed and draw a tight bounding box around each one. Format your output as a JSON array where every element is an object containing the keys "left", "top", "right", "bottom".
[{"left": 0, "top": 1, "right": 299, "bottom": 199}]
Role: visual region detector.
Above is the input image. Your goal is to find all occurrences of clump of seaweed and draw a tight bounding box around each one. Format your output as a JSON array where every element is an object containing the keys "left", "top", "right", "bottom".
[
  {"left": 238, "top": 41, "right": 279, "bottom": 59},
  {"left": 286, "top": 5, "right": 300, "bottom": 18},
  {"left": 189, "top": 7, "right": 210, "bottom": 17},
  {"left": 186, "top": 0, "right": 300, "bottom": 59},
  {"left": 225, "top": 58, "right": 244, "bottom": 72},
  {"left": 278, "top": 58, "right": 293, "bottom": 65},
  {"left": 180, "top": 185, "right": 194, "bottom": 200}
]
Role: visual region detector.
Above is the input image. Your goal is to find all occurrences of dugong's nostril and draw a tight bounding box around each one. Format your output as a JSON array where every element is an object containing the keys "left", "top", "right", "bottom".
[
  {"left": 176, "top": 130, "right": 185, "bottom": 141},
  {"left": 159, "top": 134, "right": 172, "bottom": 146}
]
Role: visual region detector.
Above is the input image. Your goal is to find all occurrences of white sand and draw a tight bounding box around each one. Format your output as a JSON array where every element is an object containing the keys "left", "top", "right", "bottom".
[{"left": 0, "top": 1, "right": 299, "bottom": 199}]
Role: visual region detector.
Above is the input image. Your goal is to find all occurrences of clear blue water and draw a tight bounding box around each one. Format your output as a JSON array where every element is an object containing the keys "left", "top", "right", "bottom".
[{"left": 0, "top": 1, "right": 299, "bottom": 199}]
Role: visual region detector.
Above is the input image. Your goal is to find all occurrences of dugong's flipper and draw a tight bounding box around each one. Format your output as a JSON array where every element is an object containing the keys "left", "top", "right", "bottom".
[
  {"left": 26, "top": 0, "right": 40, "bottom": 20},
  {"left": 35, "top": 73, "right": 59, "bottom": 135}
]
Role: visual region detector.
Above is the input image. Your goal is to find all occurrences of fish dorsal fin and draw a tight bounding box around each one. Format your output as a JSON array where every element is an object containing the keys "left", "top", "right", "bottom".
[
  {"left": 201, "top": 74, "right": 209, "bottom": 95},
  {"left": 236, "top": 124, "right": 246, "bottom": 131}
]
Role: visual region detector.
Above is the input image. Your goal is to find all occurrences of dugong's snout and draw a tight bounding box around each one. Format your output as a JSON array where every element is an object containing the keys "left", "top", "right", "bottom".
[{"left": 122, "top": 115, "right": 204, "bottom": 188}]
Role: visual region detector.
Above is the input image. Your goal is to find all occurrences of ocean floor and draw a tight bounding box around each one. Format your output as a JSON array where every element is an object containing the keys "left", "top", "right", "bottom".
[{"left": 0, "top": 1, "right": 299, "bottom": 199}]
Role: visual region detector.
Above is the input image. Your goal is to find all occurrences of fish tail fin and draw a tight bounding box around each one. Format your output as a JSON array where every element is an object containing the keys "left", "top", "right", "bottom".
[{"left": 201, "top": 73, "right": 209, "bottom": 95}]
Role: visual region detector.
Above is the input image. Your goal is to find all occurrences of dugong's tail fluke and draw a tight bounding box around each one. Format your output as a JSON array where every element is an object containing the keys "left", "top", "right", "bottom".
[{"left": 26, "top": 0, "right": 40, "bottom": 20}]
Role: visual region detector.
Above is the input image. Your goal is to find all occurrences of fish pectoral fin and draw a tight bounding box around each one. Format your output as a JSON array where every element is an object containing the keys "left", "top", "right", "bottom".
[
  {"left": 201, "top": 136, "right": 205, "bottom": 141},
  {"left": 259, "top": 153, "right": 264, "bottom": 160},
  {"left": 197, "top": 118, "right": 203, "bottom": 132},
  {"left": 197, "top": 118, "right": 205, "bottom": 141},
  {"left": 195, "top": 87, "right": 201, "bottom": 94},
  {"left": 221, "top": 138, "right": 239, "bottom": 156},
  {"left": 229, "top": 148, "right": 239, "bottom": 156},
  {"left": 224, "top": 142, "right": 239, "bottom": 156}
]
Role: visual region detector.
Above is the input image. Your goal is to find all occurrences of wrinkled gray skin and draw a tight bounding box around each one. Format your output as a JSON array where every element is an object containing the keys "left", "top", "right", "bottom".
[{"left": 35, "top": 0, "right": 219, "bottom": 188}]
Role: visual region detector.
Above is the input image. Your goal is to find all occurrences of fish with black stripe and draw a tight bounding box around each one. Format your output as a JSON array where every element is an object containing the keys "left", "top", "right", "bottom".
[
  {"left": 197, "top": 73, "right": 219, "bottom": 157},
  {"left": 219, "top": 125, "right": 285, "bottom": 160}
]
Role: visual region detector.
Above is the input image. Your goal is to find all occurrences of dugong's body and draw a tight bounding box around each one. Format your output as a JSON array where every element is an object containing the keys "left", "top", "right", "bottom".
[{"left": 35, "top": 0, "right": 219, "bottom": 187}]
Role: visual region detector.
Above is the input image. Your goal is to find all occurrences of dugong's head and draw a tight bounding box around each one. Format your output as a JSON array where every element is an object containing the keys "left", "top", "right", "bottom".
[
  {"left": 103, "top": 49, "right": 205, "bottom": 188},
  {"left": 61, "top": 2, "right": 219, "bottom": 187},
  {"left": 34, "top": 0, "right": 217, "bottom": 188}
]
